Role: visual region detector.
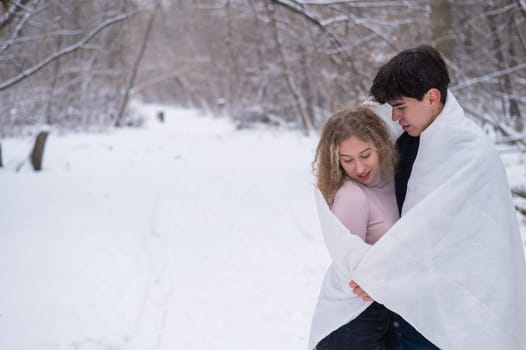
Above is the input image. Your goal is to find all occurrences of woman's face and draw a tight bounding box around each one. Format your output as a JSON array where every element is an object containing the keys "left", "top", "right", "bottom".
[{"left": 338, "top": 136, "right": 381, "bottom": 186}]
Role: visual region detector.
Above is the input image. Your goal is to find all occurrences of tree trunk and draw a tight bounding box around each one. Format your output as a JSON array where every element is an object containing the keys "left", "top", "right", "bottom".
[
  {"left": 115, "top": 2, "right": 159, "bottom": 127},
  {"left": 264, "top": 0, "right": 312, "bottom": 134},
  {"left": 431, "top": 0, "right": 453, "bottom": 59},
  {"left": 45, "top": 10, "right": 63, "bottom": 125},
  {"left": 31, "top": 131, "right": 49, "bottom": 171},
  {"left": 508, "top": 11, "right": 523, "bottom": 132},
  {"left": 299, "top": 36, "right": 316, "bottom": 127},
  {"left": 487, "top": 2, "right": 523, "bottom": 132},
  {"left": 225, "top": 0, "right": 241, "bottom": 112}
]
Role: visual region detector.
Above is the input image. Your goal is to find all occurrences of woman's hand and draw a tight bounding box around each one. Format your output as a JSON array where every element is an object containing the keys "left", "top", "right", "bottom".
[{"left": 349, "top": 280, "right": 373, "bottom": 302}]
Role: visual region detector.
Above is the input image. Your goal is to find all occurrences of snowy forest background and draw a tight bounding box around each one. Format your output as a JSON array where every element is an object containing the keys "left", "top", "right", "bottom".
[{"left": 1, "top": 0, "right": 525, "bottom": 135}]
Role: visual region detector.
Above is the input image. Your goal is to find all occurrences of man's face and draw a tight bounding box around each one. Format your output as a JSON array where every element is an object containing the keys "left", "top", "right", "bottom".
[{"left": 388, "top": 95, "right": 436, "bottom": 137}]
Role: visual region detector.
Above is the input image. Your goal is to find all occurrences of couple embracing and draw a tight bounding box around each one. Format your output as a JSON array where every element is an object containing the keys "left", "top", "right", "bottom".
[{"left": 309, "top": 46, "right": 526, "bottom": 350}]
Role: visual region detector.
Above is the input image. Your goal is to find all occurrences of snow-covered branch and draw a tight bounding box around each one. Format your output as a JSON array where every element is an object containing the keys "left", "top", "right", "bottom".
[
  {"left": 463, "top": 3, "right": 517, "bottom": 28},
  {"left": 495, "top": 133, "right": 526, "bottom": 144},
  {"left": 0, "top": 0, "right": 46, "bottom": 53},
  {"left": 0, "top": 30, "right": 82, "bottom": 47},
  {"left": 463, "top": 105, "right": 526, "bottom": 146},
  {"left": 0, "top": 12, "right": 132, "bottom": 92},
  {"left": 270, "top": 0, "right": 353, "bottom": 68},
  {"left": 450, "top": 62, "right": 526, "bottom": 91},
  {"left": 275, "top": 0, "right": 400, "bottom": 57},
  {"left": 0, "top": 0, "right": 33, "bottom": 32},
  {"left": 270, "top": 0, "right": 388, "bottom": 85},
  {"left": 321, "top": 14, "right": 414, "bottom": 27},
  {"left": 296, "top": 0, "right": 407, "bottom": 6}
]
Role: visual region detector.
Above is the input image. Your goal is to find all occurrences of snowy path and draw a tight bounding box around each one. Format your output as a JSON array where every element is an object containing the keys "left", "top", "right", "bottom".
[{"left": 0, "top": 106, "right": 328, "bottom": 350}]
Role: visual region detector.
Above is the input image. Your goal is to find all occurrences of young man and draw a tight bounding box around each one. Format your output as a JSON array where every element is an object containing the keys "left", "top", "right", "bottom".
[
  {"left": 371, "top": 46, "right": 447, "bottom": 349},
  {"left": 370, "top": 46, "right": 449, "bottom": 216},
  {"left": 348, "top": 46, "right": 526, "bottom": 349}
]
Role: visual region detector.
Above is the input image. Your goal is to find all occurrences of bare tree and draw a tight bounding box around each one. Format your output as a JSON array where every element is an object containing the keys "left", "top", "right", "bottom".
[
  {"left": 0, "top": 0, "right": 135, "bottom": 136},
  {"left": 448, "top": 0, "right": 526, "bottom": 143},
  {"left": 0, "top": 9, "right": 131, "bottom": 92},
  {"left": 115, "top": 1, "right": 160, "bottom": 127}
]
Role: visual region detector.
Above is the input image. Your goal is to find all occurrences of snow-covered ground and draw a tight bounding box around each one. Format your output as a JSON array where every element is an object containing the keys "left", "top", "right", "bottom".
[
  {"left": 0, "top": 105, "right": 327, "bottom": 350},
  {"left": 1, "top": 104, "right": 525, "bottom": 350}
]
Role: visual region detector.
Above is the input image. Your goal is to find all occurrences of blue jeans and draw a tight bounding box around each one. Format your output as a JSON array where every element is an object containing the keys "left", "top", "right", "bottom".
[
  {"left": 316, "top": 304, "right": 440, "bottom": 350},
  {"left": 316, "top": 302, "right": 394, "bottom": 350},
  {"left": 390, "top": 313, "right": 440, "bottom": 350}
]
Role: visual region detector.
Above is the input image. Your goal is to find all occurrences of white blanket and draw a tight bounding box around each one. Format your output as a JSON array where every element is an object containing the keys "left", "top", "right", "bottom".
[{"left": 309, "top": 92, "right": 526, "bottom": 350}]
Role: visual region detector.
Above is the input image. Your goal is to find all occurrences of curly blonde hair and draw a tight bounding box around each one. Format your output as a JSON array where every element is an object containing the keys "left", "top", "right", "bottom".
[{"left": 313, "top": 105, "right": 397, "bottom": 204}]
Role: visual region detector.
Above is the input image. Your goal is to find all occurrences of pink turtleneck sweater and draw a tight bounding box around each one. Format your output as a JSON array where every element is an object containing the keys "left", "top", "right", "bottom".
[{"left": 331, "top": 177, "right": 399, "bottom": 245}]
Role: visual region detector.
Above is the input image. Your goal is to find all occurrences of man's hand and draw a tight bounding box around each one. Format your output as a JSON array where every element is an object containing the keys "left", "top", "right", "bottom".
[{"left": 349, "top": 280, "right": 373, "bottom": 302}]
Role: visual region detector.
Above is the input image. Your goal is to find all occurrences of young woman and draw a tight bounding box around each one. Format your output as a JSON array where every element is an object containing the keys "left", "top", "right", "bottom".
[{"left": 311, "top": 105, "right": 398, "bottom": 350}]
